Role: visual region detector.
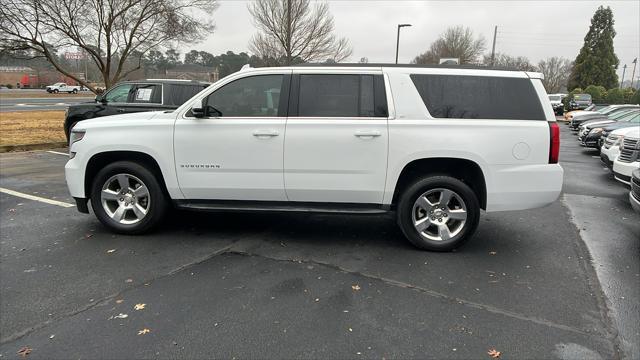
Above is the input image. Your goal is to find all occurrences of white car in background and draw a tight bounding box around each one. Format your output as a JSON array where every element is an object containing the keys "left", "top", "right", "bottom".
[
  {"left": 46, "top": 82, "right": 81, "bottom": 94},
  {"left": 601, "top": 126, "right": 640, "bottom": 169},
  {"left": 548, "top": 93, "right": 565, "bottom": 115},
  {"left": 612, "top": 127, "right": 640, "bottom": 184}
]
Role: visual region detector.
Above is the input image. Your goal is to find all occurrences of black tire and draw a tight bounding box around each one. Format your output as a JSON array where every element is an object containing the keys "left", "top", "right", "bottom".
[
  {"left": 90, "top": 161, "right": 168, "bottom": 234},
  {"left": 72, "top": 89, "right": 78, "bottom": 94},
  {"left": 397, "top": 175, "right": 480, "bottom": 251}
]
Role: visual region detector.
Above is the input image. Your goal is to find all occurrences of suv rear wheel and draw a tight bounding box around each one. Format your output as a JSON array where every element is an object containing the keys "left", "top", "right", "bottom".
[
  {"left": 90, "top": 161, "right": 168, "bottom": 234},
  {"left": 397, "top": 176, "right": 480, "bottom": 251}
]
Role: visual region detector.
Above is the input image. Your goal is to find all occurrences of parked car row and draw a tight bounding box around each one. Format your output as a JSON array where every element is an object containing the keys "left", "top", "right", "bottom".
[{"left": 565, "top": 104, "right": 640, "bottom": 213}]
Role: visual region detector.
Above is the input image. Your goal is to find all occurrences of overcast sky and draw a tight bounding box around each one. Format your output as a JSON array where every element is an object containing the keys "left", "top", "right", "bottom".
[{"left": 193, "top": 0, "right": 640, "bottom": 81}]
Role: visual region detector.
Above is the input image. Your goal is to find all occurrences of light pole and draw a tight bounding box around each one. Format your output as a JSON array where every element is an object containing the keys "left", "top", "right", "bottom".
[
  {"left": 620, "top": 64, "right": 627, "bottom": 88},
  {"left": 395, "top": 24, "right": 412, "bottom": 64},
  {"left": 631, "top": 58, "right": 637, "bottom": 89}
]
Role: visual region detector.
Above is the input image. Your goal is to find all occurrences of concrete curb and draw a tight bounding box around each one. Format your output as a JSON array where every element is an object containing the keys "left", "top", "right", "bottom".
[{"left": 0, "top": 142, "right": 68, "bottom": 153}]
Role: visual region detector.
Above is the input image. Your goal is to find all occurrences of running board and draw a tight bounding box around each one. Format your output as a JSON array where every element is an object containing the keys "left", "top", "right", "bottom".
[{"left": 174, "top": 200, "right": 390, "bottom": 214}]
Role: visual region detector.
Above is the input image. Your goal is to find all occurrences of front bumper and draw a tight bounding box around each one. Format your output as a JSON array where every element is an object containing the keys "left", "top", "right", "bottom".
[
  {"left": 631, "top": 175, "right": 640, "bottom": 213},
  {"left": 630, "top": 192, "right": 640, "bottom": 213},
  {"left": 613, "top": 160, "right": 639, "bottom": 185},
  {"left": 600, "top": 152, "right": 613, "bottom": 169},
  {"left": 579, "top": 132, "right": 602, "bottom": 148}
]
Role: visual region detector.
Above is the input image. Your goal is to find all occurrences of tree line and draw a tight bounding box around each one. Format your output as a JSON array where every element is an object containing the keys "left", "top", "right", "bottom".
[{"left": 0, "top": 0, "right": 633, "bottom": 97}]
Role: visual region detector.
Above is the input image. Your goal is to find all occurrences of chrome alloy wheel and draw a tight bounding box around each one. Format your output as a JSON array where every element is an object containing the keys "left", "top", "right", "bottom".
[
  {"left": 412, "top": 188, "right": 467, "bottom": 241},
  {"left": 100, "top": 174, "right": 150, "bottom": 225}
]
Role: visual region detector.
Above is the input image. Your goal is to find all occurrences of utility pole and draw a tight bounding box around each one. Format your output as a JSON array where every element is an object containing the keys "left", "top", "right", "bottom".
[
  {"left": 620, "top": 64, "right": 627, "bottom": 88},
  {"left": 631, "top": 58, "right": 638, "bottom": 89},
  {"left": 490, "top": 25, "right": 497, "bottom": 66},
  {"left": 395, "top": 24, "right": 412, "bottom": 64}
]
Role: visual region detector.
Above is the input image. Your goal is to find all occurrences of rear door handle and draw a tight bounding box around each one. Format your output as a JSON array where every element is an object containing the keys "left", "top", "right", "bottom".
[
  {"left": 253, "top": 130, "right": 279, "bottom": 138},
  {"left": 354, "top": 130, "right": 381, "bottom": 138}
]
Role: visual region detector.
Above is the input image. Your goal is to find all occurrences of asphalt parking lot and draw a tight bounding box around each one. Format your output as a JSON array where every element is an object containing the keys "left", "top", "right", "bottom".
[{"left": 0, "top": 123, "right": 638, "bottom": 359}]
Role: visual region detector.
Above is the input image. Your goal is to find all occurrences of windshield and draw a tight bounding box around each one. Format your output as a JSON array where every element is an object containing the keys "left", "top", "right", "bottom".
[
  {"left": 573, "top": 94, "right": 591, "bottom": 101},
  {"left": 615, "top": 110, "right": 640, "bottom": 121},
  {"left": 596, "top": 105, "right": 616, "bottom": 114},
  {"left": 549, "top": 95, "right": 561, "bottom": 101},
  {"left": 626, "top": 113, "right": 640, "bottom": 123},
  {"left": 606, "top": 107, "right": 638, "bottom": 117},
  {"left": 609, "top": 109, "right": 637, "bottom": 120}
]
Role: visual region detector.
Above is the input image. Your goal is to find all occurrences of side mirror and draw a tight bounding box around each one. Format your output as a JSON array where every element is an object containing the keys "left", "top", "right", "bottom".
[
  {"left": 192, "top": 98, "right": 206, "bottom": 118},
  {"left": 95, "top": 95, "right": 106, "bottom": 104}
]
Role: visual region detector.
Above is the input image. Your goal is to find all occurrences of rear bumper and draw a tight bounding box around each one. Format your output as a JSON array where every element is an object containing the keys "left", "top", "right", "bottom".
[{"left": 486, "top": 164, "right": 564, "bottom": 212}]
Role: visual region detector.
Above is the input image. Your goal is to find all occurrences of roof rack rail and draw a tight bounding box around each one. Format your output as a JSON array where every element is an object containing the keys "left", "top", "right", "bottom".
[{"left": 295, "top": 63, "right": 522, "bottom": 71}]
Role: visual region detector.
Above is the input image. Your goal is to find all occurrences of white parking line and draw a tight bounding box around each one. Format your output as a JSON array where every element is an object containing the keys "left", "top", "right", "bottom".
[
  {"left": 0, "top": 187, "right": 74, "bottom": 208},
  {"left": 47, "top": 150, "right": 68, "bottom": 156}
]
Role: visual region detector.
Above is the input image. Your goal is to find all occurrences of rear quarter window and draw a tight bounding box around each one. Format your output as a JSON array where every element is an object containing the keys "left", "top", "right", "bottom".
[{"left": 410, "top": 74, "right": 545, "bottom": 120}]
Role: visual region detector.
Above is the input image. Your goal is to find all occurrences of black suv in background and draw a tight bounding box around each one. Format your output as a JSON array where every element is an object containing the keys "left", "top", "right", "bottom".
[{"left": 64, "top": 79, "right": 210, "bottom": 139}]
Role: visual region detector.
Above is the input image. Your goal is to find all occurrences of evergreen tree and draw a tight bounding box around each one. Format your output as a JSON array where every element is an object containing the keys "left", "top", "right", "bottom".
[{"left": 567, "top": 6, "right": 619, "bottom": 90}]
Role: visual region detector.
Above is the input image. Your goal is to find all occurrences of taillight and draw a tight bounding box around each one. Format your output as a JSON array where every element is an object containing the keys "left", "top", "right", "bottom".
[{"left": 549, "top": 122, "right": 560, "bottom": 163}]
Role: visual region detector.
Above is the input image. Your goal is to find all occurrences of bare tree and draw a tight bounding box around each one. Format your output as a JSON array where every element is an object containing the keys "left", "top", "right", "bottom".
[
  {"left": 248, "top": 0, "right": 352, "bottom": 65},
  {"left": 482, "top": 52, "right": 537, "bottom": 71},
  {"left": 413, "top": 26, "right": 485, "bottom": 65},
  {"left": 0, "top": 0, "right": 217, "bottom": 92},
  {"left": 537, "top": 57, "right": 573, "bottom": 93}
]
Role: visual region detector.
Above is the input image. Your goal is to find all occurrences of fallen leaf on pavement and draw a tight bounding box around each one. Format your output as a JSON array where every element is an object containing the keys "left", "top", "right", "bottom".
[
  {"left": 49, "top": 335, "right": 55, "bottom": 339},
  {"left": 489, "top": 251, "right": 497, "bottom": 255},
  {"left": 113, "top": 313, "right": 128, "bottom": 319},
  {"left": 488, "top": 349, "right": 501, "bottom": 358},
  {"left": 85, "top": 233, "right": 93, "bottom": 239},
  {"left": 8, "top": 208, "right": 16, "bottom": 212},
  {"left": 351, "top": 285, "right": 361, "bottom": 291},
  {"left": 125, "top": 279, "right": 133, "bottom": 283},
  {"left": 17, "top": 346, "right": 32, "bottom": 357},
  {"left": 134, "top": 303, "right": 146, "bottom": 311},
  {"left": 115, "top": 299, "right": 124, "bottom": 304},
  {"left": 138, "top": 328, "right": 151, "bottom": 335},
  {"left": 106, "top": 249, "right": 116, "bottom": 253}
]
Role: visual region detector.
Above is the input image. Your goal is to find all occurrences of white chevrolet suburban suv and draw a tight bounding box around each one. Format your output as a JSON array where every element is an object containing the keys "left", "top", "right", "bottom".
[{"left": 65, "top": 64, "right": 563, "bottom": 251}]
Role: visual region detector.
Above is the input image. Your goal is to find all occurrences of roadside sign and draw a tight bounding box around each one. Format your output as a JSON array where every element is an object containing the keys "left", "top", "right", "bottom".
[{"left": 64, "top": 52, "right": 85, "bottom": 60}]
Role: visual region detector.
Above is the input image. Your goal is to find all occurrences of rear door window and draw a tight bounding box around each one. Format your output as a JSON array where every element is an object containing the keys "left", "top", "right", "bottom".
[
  {"left": 296, "top": 74, "right": 388, "bottom": 118},
  {"left": 131, "top": 84, "right": 162, "bottom": 104},
  {"left": 410, "top": 74, "right": 545, "bottom": 120}
]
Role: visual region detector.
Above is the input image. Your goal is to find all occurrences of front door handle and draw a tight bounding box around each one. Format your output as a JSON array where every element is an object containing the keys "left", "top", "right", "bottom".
[
  {"left": 354, "top": 130, "right": 382, "bottom": 138},
  {"left": 253, "top": 130, "right": 279, "bottom": 138},
  {"left": 117, "top": 108, "right": 126, "bottom": 113}
]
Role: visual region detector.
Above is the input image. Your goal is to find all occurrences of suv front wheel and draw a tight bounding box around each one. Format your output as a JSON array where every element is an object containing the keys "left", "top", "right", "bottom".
[
  {"left": 397, "top": 176, "right": 480, "bottom": 251},
  {"left": 90, "top": 161, "right": 168, "bottom": 234}
]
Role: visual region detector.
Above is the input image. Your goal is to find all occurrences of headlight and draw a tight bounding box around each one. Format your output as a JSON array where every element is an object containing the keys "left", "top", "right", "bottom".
[
  {"left": 69, "top": 129, "right": 85, "bottom": 145},
  {"left": 69, "top": 129, "right": 85, "bottom": 159}
]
